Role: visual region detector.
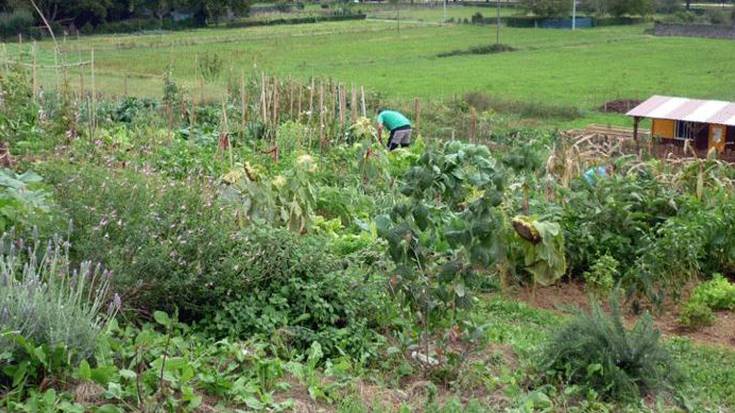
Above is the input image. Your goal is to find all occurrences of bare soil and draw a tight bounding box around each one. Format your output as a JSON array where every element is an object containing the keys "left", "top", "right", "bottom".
[
  {"left": 599, "top": 99, "right": 643, "bottom": 114},
  {"left": 513, "top": 281, "right": 735, "bottom": 349}
]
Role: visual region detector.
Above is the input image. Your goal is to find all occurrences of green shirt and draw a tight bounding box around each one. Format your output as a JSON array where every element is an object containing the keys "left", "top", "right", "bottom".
[{"left": 377, "top": 110, "right": 411, "bottom": 131}]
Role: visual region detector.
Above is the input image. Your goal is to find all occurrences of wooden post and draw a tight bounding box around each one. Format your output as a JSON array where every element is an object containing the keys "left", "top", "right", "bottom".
[
  {"left": 79, "top": 70, "right": 84, "bottom": 101},
  {"left": 470, "top": 107, "right": 477, "bottom": 143},
  {"left": 240, "top": 72, "right": 247, "bottom": 133},
  {"left": 288, "top": 79, "right": 294, "bottom": 119},
  {"left": 260, "top": 73, "right": 267, "bottom": 126},
  {"left": 319, "top": 81, "right": 325, "bottom": 144},
  {"left": 360, "top": 86, "right": 366, "bottom": 117},
  {"left": 297, "top": 83, "right": 303, "bottom": 121},
  {"left": 91, "top": 49, "right": 96, "bottom": 137},
  {"left": 351, "top": 84, "right": 357, "bottom": 123},
  {"left": 633, "top": 116, "right": 641, "bottom": 154},
  {"left": 273, "top": 79, "right": 279, "bottom": 128},
  {"left": 18, "top": 33, "right": 22, "bottom": 45},
  {"left": 191, "top": 98, "right": 197, "bottom": 128},
  {"left": 414, "top": 97, "right": 421, "bottom": 134},
  {"left": 309, "top": 78, "right": 314, "bottom": 124},
  {"left": 124, "top": 74, "right": 128, "bottom": 97},
  {"left": 338, "top": 84, "right": 345, "bottom": 129},
  {"left": 31, "top": 42, "right": 37, "bottom": 102},
  {"left": 199, "top": 76, "right": 204, "bottom": 105}
]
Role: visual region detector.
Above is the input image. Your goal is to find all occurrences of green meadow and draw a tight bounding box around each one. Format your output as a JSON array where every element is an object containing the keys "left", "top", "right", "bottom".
[{"left": 8, "top": 12, "right": 735, "bottom": 125}]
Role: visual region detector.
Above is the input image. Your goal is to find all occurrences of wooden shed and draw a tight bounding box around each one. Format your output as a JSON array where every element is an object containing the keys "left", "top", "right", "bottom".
[{"left": 627, "top": 95, "right": 735, "bottom": 154}]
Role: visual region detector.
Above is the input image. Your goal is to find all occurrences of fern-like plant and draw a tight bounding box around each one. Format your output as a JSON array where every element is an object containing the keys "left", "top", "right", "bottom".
[{"left": 541, "top": 294, "right": 681, "bottom": 402}]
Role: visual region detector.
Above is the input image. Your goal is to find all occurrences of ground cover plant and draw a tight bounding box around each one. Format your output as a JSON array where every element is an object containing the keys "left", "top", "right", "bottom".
[{"left": 2, "top": 20, "right": 735, "bottom": 412}]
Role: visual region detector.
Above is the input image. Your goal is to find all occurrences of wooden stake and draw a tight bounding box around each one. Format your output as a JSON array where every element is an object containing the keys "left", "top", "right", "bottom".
[
  {"left": 199, "top": 76, "right": 204, "bottom": 104},
  {"left": 338, "top": 84, "right": 345, "bottom": 129},
  {"left": 124, "top": 74, "right": 128, "bottom": 97},
  {"left": 240, "top": 72, "right": 247, "bottom": 133},
  {"left": 319, "top": 82, "right": 325, "bottom": 144},
  {"left": 79, "top": 71, "right": 84, "bottom": 100},
  {"left": 351, "top": 84, "right": 357, "bottom": 123},
  {"left": 191, "top": 98, "right": 197, "bottom": 128},
  {"left": 288, "top": 79, "right": 294, "bottom": 119},
  {"left": 360, "top": 86, "right": 366, "bottom": 117},
  {"left": 309, "top": 78, "right": 314, "bottom": 124},
  {"left": 260, "top": 73, "right": 267, "bottom": 126},
  {"left": 414, "top": 97, "right": 421, "bottom": 133},
  {"left": 297, "top": 83, "right": 303, "bottom": 121},
  {"left": 31, "top": 42, "right": 37, "bottom": 102},
  {"left": 91, "top": 49, "right": 96, "bottom": 137},
  {"left": 273, "top": 79, "right": 279, "bottom": 128}
]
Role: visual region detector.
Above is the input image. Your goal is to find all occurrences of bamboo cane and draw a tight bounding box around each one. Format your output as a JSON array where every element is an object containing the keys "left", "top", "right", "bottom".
[{"left": 351, "top": 84, "right": 357, "bottom": 123}]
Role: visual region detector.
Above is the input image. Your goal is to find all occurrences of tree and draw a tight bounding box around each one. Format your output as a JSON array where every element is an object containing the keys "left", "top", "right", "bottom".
[
  {"left": 519, "top": 0, "right": 569, "bottom": 17},
  {"left": 608, "top": 0, "right": 653, "bottom": 16},
  {"left": 179, "top": 0, "right": 250, "bottom": 25}
]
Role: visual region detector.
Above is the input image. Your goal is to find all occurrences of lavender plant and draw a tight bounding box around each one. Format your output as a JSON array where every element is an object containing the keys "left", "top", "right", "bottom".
[{"left": 0, "top": 234, "right": 119, "bottom": 361}]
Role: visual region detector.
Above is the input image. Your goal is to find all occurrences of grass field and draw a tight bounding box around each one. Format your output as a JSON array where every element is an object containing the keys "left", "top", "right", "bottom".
[{"left": 8, "top": 11, "right": 735, "bottom": 126}]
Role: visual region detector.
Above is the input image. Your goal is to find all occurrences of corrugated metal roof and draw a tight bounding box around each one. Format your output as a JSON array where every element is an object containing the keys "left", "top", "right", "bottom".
[{"left": 627, "top": 95, "right": 735, "bottom": 126}]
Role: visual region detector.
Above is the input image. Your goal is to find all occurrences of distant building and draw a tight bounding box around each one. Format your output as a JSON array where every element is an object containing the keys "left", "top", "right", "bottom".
[{"left": 627, "top": 95, "right": 735, "bottom": 154}]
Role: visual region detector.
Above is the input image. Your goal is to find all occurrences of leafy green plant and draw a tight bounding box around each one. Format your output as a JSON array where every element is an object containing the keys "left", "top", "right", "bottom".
[
  {"left": 202, "top": 226, "right": 388, "bottom": 359},
  {"left": 688, "top": 274, "right": 735, "bottom": 311},
  {"left": 541, "top": 295, "right": 681, "bottom": 402},
  {"left": 377, "top": 141, "right": 507, "bottom": 328},
  {"left": 678, "top": 300, "right": 714, "bottom": 329},
  {"left": 0, "top": 169, "right": 52, "bottom": 232},
  {"left": 583, "top": 255, "right": 618, "bottom": 298},
  {"left": 197, "top": 52, "right": 224, "bottom": 81},
  {"left": 0, "top": 65, "right": 42, "bottom": 153},
  {"left": 226, "top": 154, "right": 319, "bottom": 233},
  {"left": 512, "top": 216, "right": 567, "bottom": 288}
]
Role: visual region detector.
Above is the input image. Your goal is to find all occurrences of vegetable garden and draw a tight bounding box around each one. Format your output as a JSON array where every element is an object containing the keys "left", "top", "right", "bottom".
[{"left": 1, "top": 56, "right": 735, "bottom": 412}]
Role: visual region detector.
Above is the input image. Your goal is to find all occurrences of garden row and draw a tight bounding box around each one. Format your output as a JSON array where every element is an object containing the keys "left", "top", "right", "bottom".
[{"left": 1, "top": 64, "right": 734, "bottom": 411}]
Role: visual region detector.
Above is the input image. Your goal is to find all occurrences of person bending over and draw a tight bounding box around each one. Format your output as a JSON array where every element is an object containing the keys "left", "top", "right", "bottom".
[{"left": 376, "top": 108, "right": 412, "bottom": 151}]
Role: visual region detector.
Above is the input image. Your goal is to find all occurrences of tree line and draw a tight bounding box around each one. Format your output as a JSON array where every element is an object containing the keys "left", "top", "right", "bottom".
[{"left": 0, "top": 0, "right": 250, "bottom": 30}]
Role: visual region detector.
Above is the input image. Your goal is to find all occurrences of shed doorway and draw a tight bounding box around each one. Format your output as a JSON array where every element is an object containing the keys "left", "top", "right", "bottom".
[{"left": 676, "top": 121, "right": 709, "bottom": 150}]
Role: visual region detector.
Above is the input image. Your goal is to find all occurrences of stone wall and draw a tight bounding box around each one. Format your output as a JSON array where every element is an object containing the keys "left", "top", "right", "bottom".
[{"left": 653, "top": 22, "right": 735, "bottom": 39}]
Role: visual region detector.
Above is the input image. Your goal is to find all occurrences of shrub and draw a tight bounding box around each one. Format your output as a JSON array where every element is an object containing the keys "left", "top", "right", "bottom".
[
  {"left": 201, "top": 226, "right": 389, "bottom": 359},
  {"left": 541, "top": 295, "right": 681, "bottom": 402},
  {"left": 0, "top": 10, "right": 34, "bottom": 39},
  {"left": 437, "top": 44, "right": 516, "bottom": 58},
  {"left": 583, "top": 255, "right": 618, "bottom": 298},
  {"left": 0, "top": 169, "right": 53, "bottom": 233},
  {"left": 0, "top": 235, "right": 118, "bottom": 362},
  {"left": 40, "top": 162, "right": 242, "bottom": 319},
  {"left": 655, "top": 0, "right": 681, "bottom": 13},
  {"left": 0, "top": 66, "right": 43, "bottom": 152},
  {"left": 688, "top": 274, "right": 735, "bottom": 311},
  {"left": 678, "top": 300, "right": 714, "bottom": 329}
]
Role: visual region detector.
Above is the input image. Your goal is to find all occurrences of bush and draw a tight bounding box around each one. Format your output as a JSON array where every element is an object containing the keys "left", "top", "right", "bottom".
[
  {"left": 655, "top": 0, "right": 681, "bottom": 13},
  {"left": 202, "top": 228, "right": 389, "bottom": 359},
  {"left": 583, "top": 255, "right": 618, "bottom": 298},
  {"left": 519, "top": 0, "right": 568, "bottom": 17},
  {"left": 437, "top": 44, "right": 516, "bottom": 58},
  {"left": 0, "top": 169, "right": 53, "bottom": 234},
  {"left": 40, "top": 162, "right": 243, "bottom": 320},
  {"left": 0, "top": 235, "right": 118, "bottom": 362},
  {"left": 705, "top": 9, "right": 730, "bottom": 25},
  {"left": 0, "top": 10, "right": 33, "bottom": 39},
  {"left": 678, "top": 300, "right": 714, "bottom": 329},
  {"left": 688, "top": 274, "right": 735, "bottom": 311},
  {"left": 541, "top": 295, "right": 681, "bottom": 402}
]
